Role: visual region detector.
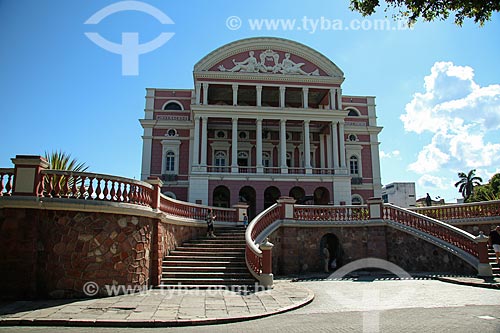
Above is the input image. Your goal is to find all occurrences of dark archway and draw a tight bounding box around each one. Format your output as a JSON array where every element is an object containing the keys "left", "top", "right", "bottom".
[
  {"left": 213, "top": 185, "right": 230, "bottom": 208},
  {"left": 314, "top": 187, "right": 330, "bottom": 205},
  {"left": 320, "top": 233, "right": 343, "bottom": 272},
  {"left": 289, "top": 186, "right": 305, "bottom": 202},
  {"left": 239, "top": 186, "right": 256, "bottom": 219},
  {"left": 264, "top": 186, "right": 281, "bottom": 209}
]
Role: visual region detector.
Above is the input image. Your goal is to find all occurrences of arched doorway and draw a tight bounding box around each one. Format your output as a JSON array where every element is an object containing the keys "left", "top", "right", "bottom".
[
  {"left": 314, "top": 187, "right": 330, "bottom": 205},
  {"left": 320, "top": 233, "right": 343, "bottom": 272},
  {"left": 239, "top": 186, "right": 256, "bottom": 219},
  {"left": 289, "top": 186, "right": 305, "bottom": 202},
  {"left": 264, "top": 186, "right": 281, "bottom": 209},
  {"left": 213, "top": 186, "right": 230, "bottom": 208}
]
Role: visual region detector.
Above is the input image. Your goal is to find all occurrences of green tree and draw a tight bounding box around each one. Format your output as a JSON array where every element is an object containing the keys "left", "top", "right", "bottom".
[
  {"left": 454, "top": 169, "right": 483, "bottom": 202},
  {"left": 469, "top": 173, "right": 500, "bottom": 202},
  {"left": 350, "top": 0, "right": 500, "bottom": 26}
]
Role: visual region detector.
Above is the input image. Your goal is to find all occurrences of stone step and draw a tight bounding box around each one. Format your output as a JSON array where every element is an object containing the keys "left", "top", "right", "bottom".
[
  {"left": 174, "top": 246, "right": 244, "bottom": 252},
  {"left": 181, "top": 243, "right": 246, "bottom": 249},
  {"left": 156, "top": 284, "right": 256, "bottom": 290},
  {"left": 161, "top": 265, "right": 248, "bottom": 272},
  {"left": 163, "top": 260, "right": 246, "bottom": 266},
  {"left": 159, "top": 278, "right": 256, "bottom": 286},
  {"left": 186, "top": 240, "right": 246, "bottom": 246},
  {"left": 162, "top": 271, "right": 253, "bottom": 279},
  {"left": 164, "top": 255, "right": 245, "bottom": 261},
  {"left": 170, "top": 250, "right": 244, "bottom": 257}
]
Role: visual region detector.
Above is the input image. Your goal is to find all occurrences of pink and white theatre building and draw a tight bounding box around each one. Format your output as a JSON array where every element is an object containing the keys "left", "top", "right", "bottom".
[{"left": 140, "top": 37, "right": 383, "bottom": 218}]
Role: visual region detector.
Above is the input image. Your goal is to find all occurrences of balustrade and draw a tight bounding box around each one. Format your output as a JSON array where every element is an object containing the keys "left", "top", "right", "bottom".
[
  {"left": 294, "top": 205, "right": 369, "bottom": 221},
  {"left": 0, "top": 169, "right": 14, "bottom": 196}
]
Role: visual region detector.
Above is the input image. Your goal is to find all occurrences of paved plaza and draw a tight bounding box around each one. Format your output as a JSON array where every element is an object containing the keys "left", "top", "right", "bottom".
[{"left": 0, "top": 276, "right": 499, "bottom": 332}]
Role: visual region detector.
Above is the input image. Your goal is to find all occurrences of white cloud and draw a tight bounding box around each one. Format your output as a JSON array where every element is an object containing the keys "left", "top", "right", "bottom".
[
  {"left": 402, "top": 61, "right": 500, "bottom": 175},
  {"left": 417, "top": 174, "right": 448, "bottom": 190},
  {"left": 380, "top": 150, "right": 400, "bottom": 159}
]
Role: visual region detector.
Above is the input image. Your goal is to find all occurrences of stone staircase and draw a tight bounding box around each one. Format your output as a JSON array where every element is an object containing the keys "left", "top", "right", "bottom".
[
  {"left": 159, "top": 226, "right": 256, "bottom": 288},
  {"left": 488, "top": 248, "right": 499, "bottom": 276}
]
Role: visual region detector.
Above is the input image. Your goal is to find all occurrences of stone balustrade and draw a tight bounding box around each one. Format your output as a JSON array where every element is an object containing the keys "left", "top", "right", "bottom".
[{"left": 0, "top": 168, "right": 14, "bottom": 196}]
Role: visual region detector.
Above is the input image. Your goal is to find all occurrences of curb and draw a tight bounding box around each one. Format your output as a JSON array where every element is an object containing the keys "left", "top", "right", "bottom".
[{"left": 435, "top": 276, "right": 500, "bottom": 290}]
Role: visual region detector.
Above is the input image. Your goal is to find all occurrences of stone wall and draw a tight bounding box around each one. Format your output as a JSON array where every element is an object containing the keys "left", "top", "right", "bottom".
[
  {"left": 0, "top": 207, "right": 204, "bottom": 299},
  {"left": 269, "top": 224, "right": 477, "bottom": 276}
]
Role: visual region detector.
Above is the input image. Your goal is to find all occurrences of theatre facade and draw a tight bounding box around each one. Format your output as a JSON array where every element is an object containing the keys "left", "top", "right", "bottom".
[{"left": 140, "top": 37, "right": 382, "bottom": 217}]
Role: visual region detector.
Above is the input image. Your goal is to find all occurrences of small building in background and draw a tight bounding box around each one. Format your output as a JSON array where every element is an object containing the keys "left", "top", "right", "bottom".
[{"left": 381, "top": 182, "right": 416, "bottom": 208}]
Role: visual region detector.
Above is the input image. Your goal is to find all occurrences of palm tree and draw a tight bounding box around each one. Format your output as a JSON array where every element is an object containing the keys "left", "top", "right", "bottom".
[
  {"left": 44, "top": 150, "right": 88, "bottom": 172},
  {"left": 43, "top": 150, "right": 89, "bottom": 195},
  {"left": 454, "top": 169, "right": 483, "bottom": 202}
]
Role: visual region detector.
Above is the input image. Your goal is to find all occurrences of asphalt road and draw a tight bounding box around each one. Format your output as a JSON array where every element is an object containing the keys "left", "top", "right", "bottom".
[{"left": 2, "top": 279, "right": 499, "bottom": 332}]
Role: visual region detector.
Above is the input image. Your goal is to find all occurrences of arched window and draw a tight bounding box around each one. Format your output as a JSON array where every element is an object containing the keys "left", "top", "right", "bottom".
[
  {"left": 346, "top": 108, "right": 360, "bottom": 116},
  {"left": 215, "top": 151, "right": 226, "bottom": 167},
  {"left": 349, "top": 156, "right": 359, "bottom": 175},
  {"left": 351, "top": 195, "right": 363, "bottom": 205},
  {"left": 262, "top": 152, "right": 271, "bottom": 167},
  {"left": 163, "top": 101, "right": 183, "bottom": 110},
  {"left": 165, "top": 151, "right": 175, "bottom": 172}
]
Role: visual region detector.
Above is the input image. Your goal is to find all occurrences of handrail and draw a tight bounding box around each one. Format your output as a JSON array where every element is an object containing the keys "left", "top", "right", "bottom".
[
  {"left": 294, "top": 204, "right": 369, "bottom": 221},
  {"left": 159, "top": 193, "right": 236, "bottom": 222},
  {"left": 245, "top": 204, "right": 281, "bottom": 280},
  {"left": 0, "top": 168, "right": 14, "bottom": 196},
  {"left": 38, "top": 170, "right": 154, "bottom": 207},
  {"left": 410, "top": 200, "right": 500, "bottom": 221},
  {"left": 384, "top": 204, "right": 478, "bottom": 257}
]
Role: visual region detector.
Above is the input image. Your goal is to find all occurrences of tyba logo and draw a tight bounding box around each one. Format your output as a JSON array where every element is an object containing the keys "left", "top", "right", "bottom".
[{"left": 84, "top": 1, "right": 175, "bottom": 76}]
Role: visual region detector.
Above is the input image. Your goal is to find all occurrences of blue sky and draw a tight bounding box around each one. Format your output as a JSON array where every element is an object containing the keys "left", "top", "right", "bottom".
[{"left": 1, "top": 0, "right": 499, "bottom": 202}]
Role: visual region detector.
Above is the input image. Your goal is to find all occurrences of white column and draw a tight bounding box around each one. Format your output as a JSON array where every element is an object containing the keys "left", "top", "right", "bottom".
[
  {"left": 256, "top": 85, "right": 262, "bottom": 107},
  {"left": 200, "top": 116, "right": 208, "bottom": 167},
  {"left": 279, "top": 86, "right": 286, "bottom": 108},
  {"left": 256, "top": 118, "right": 263, "bottom": 173},
  {"left": 329, "top": 88, "right": 336, "bottom": 110},
  {"left": 192, "top": 116, "right": 200, "bottom": 167},
  {"left": 280, "top": 119, "right": 287, "bottom": 173},
  {"left": 202, "top": 83, "right": 209, "bottom": 105},
  {"left": 195, "top": 83, "right": 201, "bottom": 105},
  {"left": 304, "top": 120, "right": 311, "bottom": 173},
  {"left": 319, "top": 134, "right": 325, "bottom": 168},
  {"left": 140, "top": 127, "right": 152, "bottom": 180},
  {"left": 302, "top": 87, "right": 309, "bottom": 109},
  {"left": 326, "top": 134, "right": 333, "bottom": 169},
  {"left": 231, "top": 117, "right": 238, "bottom": 172},
  {"left": 232, "top": 83, "right": 238, "bottom": 106},
  {"left": 339, "top": 120, "right": 346, "bottom": 168},
  {"left": 337, "top": 88, "right": 343, "bottom": 110},
  {"left": 331, "top": 121, "right": 339, "bottom": 169}
]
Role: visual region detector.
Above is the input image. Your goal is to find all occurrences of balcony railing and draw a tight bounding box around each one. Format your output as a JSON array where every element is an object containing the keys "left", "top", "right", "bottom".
[{"left": 203, "top": 166, "right": 339, "bottom": 175}]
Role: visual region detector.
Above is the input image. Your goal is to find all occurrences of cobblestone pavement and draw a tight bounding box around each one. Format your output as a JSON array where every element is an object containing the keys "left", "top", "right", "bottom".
[
  {"left": 1, "top": 278, "right": 498, "bottom": 332},
  {"left": 0, "top": 282, "right": 313, "bottom": 327}
]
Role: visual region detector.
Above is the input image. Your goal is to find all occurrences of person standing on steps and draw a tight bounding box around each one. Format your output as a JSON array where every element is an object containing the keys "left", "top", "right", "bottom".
[
  {"left": 489, "top": 225, "right": 500, "bottom": 264},
  {"left": 206, "top": 209, "right": 216, "bottom": 238},
  {"left": 243, "top": 213, "right": 248, "bottom": 228}
]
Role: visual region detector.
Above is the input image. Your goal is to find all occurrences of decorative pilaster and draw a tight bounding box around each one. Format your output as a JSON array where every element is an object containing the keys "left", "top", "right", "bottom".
[
  {"left": 232, "top": 83, "right": 238, "bottom": 106},
  {"left": 304, "top": 120, "right": 311, "bottom": 173},
  {"left": 202, "top": 83, "right": 209, "bottom": 105},
  {"left": 331, "top": 121, "right": 340, "bottom": 169},
  {"left": 192, "top": 116, "right": 200, "bottom": 167},
  {"left": 279, "top": 86, "right": 286, "bottom": 108},
  {"left": 329, "top": 88, "right": 336, "bottom": 110},
  {"left": 339, "top": 120, "right": 346, "bottom": 169},
  {"left": 195, "top": 83, "right": 201, "bottom": 105},
  {"left": 256, "top": 118, "right": 263, "bottom": 173},
  {"left": 280, "top": 119, "right": 287, "bottom": 173},
  {"left": 337, "top": 88, "right": 343, "bottom": 110},
  {"left": 231, "top": 117, "right": 238, "bottom": 173},
  {"left": 256, "top": 85, "right": 262, "bottom": 107},
  {"left": 200, "top": 116, "right": 208, "bottom": 168},
  {"left": 302, "top": 87, "right": 309, "bottom": 109}
]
